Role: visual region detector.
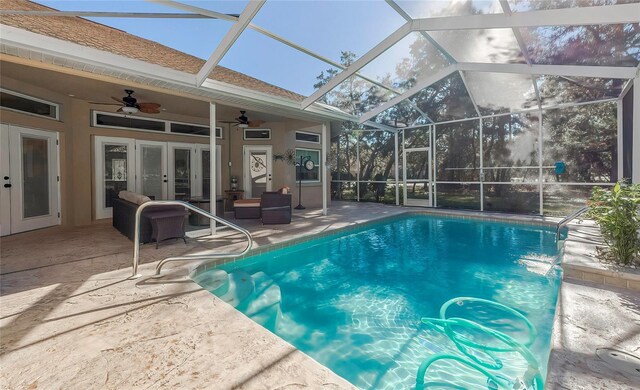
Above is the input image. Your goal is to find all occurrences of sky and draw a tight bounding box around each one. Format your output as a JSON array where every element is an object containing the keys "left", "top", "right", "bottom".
[{"left": 36, "top": 0, "right": 416, "bottom": 96}]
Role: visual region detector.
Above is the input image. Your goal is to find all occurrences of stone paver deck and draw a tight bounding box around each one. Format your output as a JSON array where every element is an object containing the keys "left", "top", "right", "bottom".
[{"left": 1, "top": 202, "right": 638, "bottom": 389}]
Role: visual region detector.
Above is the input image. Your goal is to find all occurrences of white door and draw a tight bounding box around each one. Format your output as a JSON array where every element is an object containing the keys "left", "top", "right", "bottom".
[
  {"left": 95, "top": 136, "right": 135, "bottom": 219},
  {"left": 195, "top": 144, "right": 222, "bottom": 198},
  {"left": 168, "top": 143, "right": 196, "bottom": 201},
  {"left": 1, "top": 125, "right": 60, "bottom": 235},
  {"left": 403, "top": 147, "right": 432, "bottom": 207},
  {"left": 243, "top": 145, "right": 272, "bottom": 199},
  {"left": 136, "top": 140, "right": 167, "bottom": 200}
]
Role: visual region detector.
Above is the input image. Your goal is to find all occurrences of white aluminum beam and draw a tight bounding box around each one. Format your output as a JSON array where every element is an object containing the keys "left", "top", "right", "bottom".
[
  {"left": 146, "top": 0, "right": 237, "bottom": 21},
  {"left": 457, "top": 62, "right": 637, "bottom": 79},
  {"left": 322, "top": 122, "right": 328, "bottom": 215},
  {"left": 358, "top": 65, "right": 457, "bottom": 124},
  {"left": 458, "top": 70, "right": 481, "bottom": 118},
  {"left": 412, "top": 3, "right": 640, "bottom": 31},
  {"left": 196, "top": 0, "right": 265, "bottom": 86},
  {"left": 0, "top": 10, "right": 226, "bottom": 18},
  {"left": 301, "top": 21, "right": 413, "bottom": 109}
]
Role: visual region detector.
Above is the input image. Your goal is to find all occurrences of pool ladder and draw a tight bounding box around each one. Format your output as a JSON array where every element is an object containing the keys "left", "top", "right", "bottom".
[
  {"left": 555, "top": 206, "right": 589, "bottom": 242},
  {"left": 130, "top": 200, "right": 253, "bottom": 278}
]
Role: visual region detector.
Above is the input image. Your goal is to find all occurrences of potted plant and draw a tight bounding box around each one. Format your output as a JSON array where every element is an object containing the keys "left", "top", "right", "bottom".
[{"left": 587, "top": 180, "right": 640, "bottom": 266}]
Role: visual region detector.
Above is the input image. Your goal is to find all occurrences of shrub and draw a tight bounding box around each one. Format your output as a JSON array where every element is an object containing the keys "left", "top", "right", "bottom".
[{"left": 587, "top": 181, "right": 640, "bottom": 265}]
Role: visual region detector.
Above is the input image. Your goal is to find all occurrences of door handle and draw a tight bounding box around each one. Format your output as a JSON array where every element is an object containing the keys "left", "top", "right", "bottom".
[
  {"left": 4, "top": 184, "right": 11, "bottom": 188},
  {"left": 163, "top": 180, "right": 168, "bottom": 183},
  {"left": 3, "top": 176, "right": 8, "bottom": 180}
]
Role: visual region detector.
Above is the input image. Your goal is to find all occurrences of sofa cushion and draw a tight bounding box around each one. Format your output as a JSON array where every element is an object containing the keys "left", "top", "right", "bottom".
[{"left": 119, "top": 190, "right": 151, "bottom": 205}]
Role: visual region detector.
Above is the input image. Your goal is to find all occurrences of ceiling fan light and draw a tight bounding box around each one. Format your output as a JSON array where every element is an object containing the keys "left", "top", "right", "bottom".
[
  {"left": 238, "top": 123, "right": 249, "bottom": 128},
  {"left": 121, "top": 106, "right": 139, "bottom": 114}
]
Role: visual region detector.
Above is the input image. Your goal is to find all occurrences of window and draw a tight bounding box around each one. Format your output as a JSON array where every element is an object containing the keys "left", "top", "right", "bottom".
[
  {"left": 170, "top": 124, "right": 222, "bottom": 138},
  {"left": 244, "top": 128, "right": 271, "bottom": 140},
  {"left": 95, "top": 113, "right": 165, "bottom": 132},
  {"left": 296, "top": 148, "right": 320, "bottom": 183},
  {"left": 296, "top": 131, "right": 320, "bottom": 144},
  {"left": 0, "top": 89, "right": 59, "bottom": 120}
]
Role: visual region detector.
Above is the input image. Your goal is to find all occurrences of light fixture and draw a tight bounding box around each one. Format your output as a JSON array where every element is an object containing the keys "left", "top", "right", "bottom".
[
  {"left": 121, "top": 106, "right": 139, "bottom": 114},
  {"left": 237, "top": 123, "right": 248, "bottom": 128}
]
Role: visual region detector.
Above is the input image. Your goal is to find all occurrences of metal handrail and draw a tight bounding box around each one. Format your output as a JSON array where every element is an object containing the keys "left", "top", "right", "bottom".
[
  {"left": 555, "top": 206, "right": 589, "bottom": 241},
  {"left": 131, "top": 200, "right": 253, "bottom": 278}
]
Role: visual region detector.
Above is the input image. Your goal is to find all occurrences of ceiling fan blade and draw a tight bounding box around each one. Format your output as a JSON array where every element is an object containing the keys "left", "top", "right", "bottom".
[
  {"left": 248, "top": 120, "right": 264, "bottom": 128},
  {"left": 137, "top": 102, "right": 161, "bottom": 110},
  {"left": 111, "top": 96, "right": 124, "bottom": 104},
  {"left": 116, "top": 107, "right": 124, "bottom": 113},
  {"left": 89, "top": 101, "right": 123, "bottom": 106},
  {"left": 138, "top": 106, "right": 161, "bottom": 114}
]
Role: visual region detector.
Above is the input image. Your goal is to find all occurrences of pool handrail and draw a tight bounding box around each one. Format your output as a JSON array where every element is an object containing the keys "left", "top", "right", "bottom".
[
  {"left": 555, "top": 206, "right": 589, "bottom": 241},
  {"left": 131, "top": 200, "right": 253, "bottom": 278}
]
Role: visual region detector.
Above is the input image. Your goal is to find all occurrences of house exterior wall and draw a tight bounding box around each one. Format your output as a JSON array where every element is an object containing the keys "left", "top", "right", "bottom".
[{"left": 1, "top": 73, "right": 328, "bottom": 228}]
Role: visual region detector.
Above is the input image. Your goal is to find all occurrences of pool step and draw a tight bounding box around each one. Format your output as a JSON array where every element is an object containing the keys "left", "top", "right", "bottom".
[
  {"left": 236, "top": 271, "right": 282, "bottom": 331},
  {"left": 218, "top": 270, "right": 255, "bottom": 307},
  {"left": 192, "top": 269, "right": 230, "bottom": 296}
]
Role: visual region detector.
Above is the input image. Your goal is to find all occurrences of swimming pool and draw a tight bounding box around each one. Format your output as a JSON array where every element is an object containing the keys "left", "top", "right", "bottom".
[{"left": 193, "top": 214, "right": 563, "bottom": 389}]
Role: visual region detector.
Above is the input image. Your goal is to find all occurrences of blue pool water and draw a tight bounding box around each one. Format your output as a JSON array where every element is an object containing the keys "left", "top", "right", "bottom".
[{"left": 193, "top": 215, "right": 563, "bottom": 389}]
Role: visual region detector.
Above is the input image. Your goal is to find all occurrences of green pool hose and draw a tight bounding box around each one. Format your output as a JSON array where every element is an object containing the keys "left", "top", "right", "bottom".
[{"left": 416, "top": 297, "right": 544, "bottom": 390}]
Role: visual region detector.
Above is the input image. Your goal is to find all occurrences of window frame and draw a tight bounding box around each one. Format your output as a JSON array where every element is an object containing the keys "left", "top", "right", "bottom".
[
  {"left": 243, "top": 128, "right": 272, "bottom": 141},
  {"left": 295, "top": 147, "right": 321, "bottom": 183},
  {"left": 295, "top": 130, "right": 321, "bottom": 144},
  {"left": 0, "top": 88, "right": 60, "bottom": 121},
  {"left": 92, "top": 110, "right": 220, "bottom": 138}
]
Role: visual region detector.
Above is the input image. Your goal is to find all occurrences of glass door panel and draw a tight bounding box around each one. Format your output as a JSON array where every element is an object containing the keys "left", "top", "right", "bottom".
[
  {"left": 403, "top": 148, "right": 432, "bottom": 207},
  {"left": 243, "top": 146, "right": 272, "bottom": 198},
  {"left": 95, "top": 136, "right": 135, "bottom": 219},
  {"left": 22, "top": 136, "right": 50, "bottom": 218},
  {"left": 168, "top": 143, "right": 196, "bottom": 201},
  {"left": 136, "top": 141, "right": 167, "bottom": 200}
]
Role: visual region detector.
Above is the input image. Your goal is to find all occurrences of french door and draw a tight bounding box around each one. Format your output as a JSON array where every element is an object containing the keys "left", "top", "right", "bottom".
[
  {"left": 95, "top": 136, "right": 220, "bottom": 219},
  {"left": 403, "top": 147, "right": 432, "bottom": 207},
  {"left": 243, "top": 145, "right": 272, "bottom": 199},
  {"left": 0, "top": 125, "right": 60, "bottom": 235}
]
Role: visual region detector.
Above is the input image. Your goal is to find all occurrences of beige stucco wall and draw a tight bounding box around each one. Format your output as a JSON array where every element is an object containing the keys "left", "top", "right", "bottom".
[{"left": 1, "top": 72, "right": 329, "bottom": 228}]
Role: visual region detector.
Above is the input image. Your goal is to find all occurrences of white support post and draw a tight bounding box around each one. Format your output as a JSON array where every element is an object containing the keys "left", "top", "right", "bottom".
[
  {"left": 356, "top": 133, "right": 360, "bottom": 201},
  {"left": 195, "top": 0, "right": 265, "bottom": 86},
  {"left": 617, "top": 99, "right": 623, "bottom": 181},
  {"left": 210, "top": 102, "right": 217, "bottom": 235},
  {"left": 538, "top": 110, "right": 544, "bottom": 215},
  {"left": 479, "top": 119, "right": 484, "bottom": 211},
  {"left": 633, "top": 77, "right": 640, "bottom": 183},
  {"left": 432, "top": 125, "right": 437, "bottom": 207},
  {"left": 322, "top": 122, "right": 328, "bottom": 216},
  {"left": 395, "top": 130, "right": 399, "bottom": 206}
]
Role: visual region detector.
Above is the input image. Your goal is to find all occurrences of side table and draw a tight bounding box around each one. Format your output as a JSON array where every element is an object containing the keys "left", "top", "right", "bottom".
[
  {"left": 224, "top": 190, "right": 244, "bottom": 211},
  {"left": 146, "top": 208, "right": 188, "bottom": 249}
]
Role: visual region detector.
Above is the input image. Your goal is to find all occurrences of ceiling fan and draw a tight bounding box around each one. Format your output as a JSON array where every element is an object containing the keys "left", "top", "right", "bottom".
[
  {"left": 233, "top": 110, "right": 264, "bottom": 128},
  {"left": 90, "top": 89, "right": 161, "bottom": 114}
]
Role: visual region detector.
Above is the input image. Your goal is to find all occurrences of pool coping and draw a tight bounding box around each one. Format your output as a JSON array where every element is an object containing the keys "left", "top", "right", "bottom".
[{"left": 192, "top": 207, "right": 562, "bottom": 277}]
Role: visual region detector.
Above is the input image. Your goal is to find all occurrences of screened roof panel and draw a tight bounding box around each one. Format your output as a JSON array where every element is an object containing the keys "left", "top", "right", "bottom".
[
  {"left": 463, "top": 72, "right": 538, "bottom": 115},
  {"left": 321, "top": 76, "right": 397, "bottom": 116},
  {"left": 373, "top": 101, "right": 425, "bottom": 128},
  {"left": 394, "top": 0, "right": 504, "bottom": 18},
  {"left": 537, "top": 76, "right": 625, "bottom": 106},
  {"left": 359, "top": 32, "right": 451, "bottom": 92},
  {"left": 250, "top": 1, "right": 405, "bottom": 64},
  {"left": 507, "top": 0, "right": 639, "bottom": 12},
  {"left": 522, "top": 24, "right": 640, "bottom": 67},
  {"left": 428, "top": 28, "right": 526, "bottom": 63},
  {"left": 219, "top": 28, "right": 338, "bottom": 97},
  {"left": 412, "top": 72, "right": 478, "bottom": 122}
]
